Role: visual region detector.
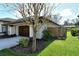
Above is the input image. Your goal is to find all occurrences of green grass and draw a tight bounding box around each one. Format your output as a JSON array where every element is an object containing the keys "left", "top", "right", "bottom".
[
  {"left": 1, "top": 31, "right": 79, "bottom": 56},
  {"left": 39, "top": 31, "right": 79, "bottom": 56}
]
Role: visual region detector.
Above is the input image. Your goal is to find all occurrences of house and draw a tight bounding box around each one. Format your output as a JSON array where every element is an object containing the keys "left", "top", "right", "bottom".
[
  {"left": 0, "top": 17, "right": 67, "bottom": 39},
  {"left": 64, "top": 24, "right": 76, "bottom": 31},
  {"left": 47, "top": 21, "right": 66, "bottom": 39},
  {"left": 64, "top": 24, "right": 75, "bottom": 28}
]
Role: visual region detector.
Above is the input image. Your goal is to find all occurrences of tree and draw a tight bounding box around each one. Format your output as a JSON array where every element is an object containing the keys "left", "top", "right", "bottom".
[
  {"left": 52, "top": 13, "right": 62, "bottom": 24},
  {"left": 3, "top": 3, "right": 58, "bottom": 52},
  {"left": 64, "top": 20, "right": 68, "bottom": 25},
  {"left": 75, "top": 15, "right": 79, "bottom": 26}
]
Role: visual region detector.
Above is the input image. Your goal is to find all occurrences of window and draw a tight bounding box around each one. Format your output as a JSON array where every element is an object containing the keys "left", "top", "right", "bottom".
[{"left": 2, "top": 25, "right": 7, "bottom": 33}]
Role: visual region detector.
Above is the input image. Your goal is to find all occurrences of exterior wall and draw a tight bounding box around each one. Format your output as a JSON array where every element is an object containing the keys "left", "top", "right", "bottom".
[
  {"left": 47, "top": 22, "right": 60, "bottom": 37},
  {"left": 8, "top": 26, "right": 11, "bottom": 35},
  {"left": 11, "top": 22, "right": 47, "bottom": 39},
  {"left": 29, "top": 25, "right": 33, "bottom": 37},
  {"left": 8, "top": 22, "right": 66, "bottom": 39},
  {"left": 48, "top": 27, "right": 60, "bottom": 37},
  {"left": 0, "top": 22, "right": 3, "bottom": 32},
  {"left": 48, "top": 26, "right": 67, "bottom": 38},
  {"left": 60, "top": 27, "right": 67, "bottom": 37},
  {"left": 13, "top": 22, "right": 27, "bottom": 26},
  {"left": 47, "top": 22, "right": 67, "bottom": 38},
  {"left": 36, "top": 24, "right": 47, "bottom": 39},
  {"left": 8, "top": 22, "right": 27, "bottom": 36},
  {"left": 15, "top": 26, "right": 19, "bottom": 36},
  {"left": 0, "top": 22, "right": 5, "bottom": 36},
  {"left": 8, "top": 26, "right": 16, "bottom": 35}
]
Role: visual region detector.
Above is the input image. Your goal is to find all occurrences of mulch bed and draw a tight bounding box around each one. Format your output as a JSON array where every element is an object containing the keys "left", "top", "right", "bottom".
[{"left": 11, "top": 39, "right": 47, "bottom": 52}]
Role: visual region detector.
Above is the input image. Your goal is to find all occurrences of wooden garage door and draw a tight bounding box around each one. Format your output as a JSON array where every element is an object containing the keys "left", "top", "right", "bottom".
[{"left": 19, "top": 26, "right": 29, "bottom": 37}]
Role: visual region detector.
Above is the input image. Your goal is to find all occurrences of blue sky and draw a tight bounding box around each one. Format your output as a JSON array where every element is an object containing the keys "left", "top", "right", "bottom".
[
  {"left": 53, "top": 3, "right": 79, "bottom": 24},
  {"left": 0, "top": 3, "right": 79, "bottom": 24},
  {"left": 56, "top": 3, "right": 79, "bottom": 18},
  {"left": 0, "top": 4, "right": 18, "bottom": 19}
]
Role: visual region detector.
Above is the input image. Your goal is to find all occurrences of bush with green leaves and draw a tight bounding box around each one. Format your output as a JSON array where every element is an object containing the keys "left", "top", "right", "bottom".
[
  {"left": 43, "top": 30, "right": 53, "bottom": 41},
  {"left": 18, "top": 38, "right": 29, "bottom": 47},
  {"left": 71, "top": 30, "right": 79, "bottom": 36},
  {"left": 71, "top": 30, "right": 76, "bottom": 36}
]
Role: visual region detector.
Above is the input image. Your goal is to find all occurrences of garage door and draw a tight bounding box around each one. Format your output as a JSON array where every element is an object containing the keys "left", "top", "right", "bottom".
[{"left": 19, "top": 26, "right": 29, "bottom": 37}]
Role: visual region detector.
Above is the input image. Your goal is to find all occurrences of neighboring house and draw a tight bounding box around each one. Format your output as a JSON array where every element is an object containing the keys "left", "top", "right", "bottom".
[
  {"left": 64, "top": 24, "right": 76, "bottom": 31},
  {"left": 0, "top": 17, "right": 66, "bottom": 39},
  {"left": 64, "top": 24, "right": 75, "bottom": 28}
]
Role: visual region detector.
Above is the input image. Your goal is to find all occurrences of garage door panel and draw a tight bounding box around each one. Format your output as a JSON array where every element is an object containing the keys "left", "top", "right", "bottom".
[{"left": 19, "top": 26, "right": 29, "bottom": 37}]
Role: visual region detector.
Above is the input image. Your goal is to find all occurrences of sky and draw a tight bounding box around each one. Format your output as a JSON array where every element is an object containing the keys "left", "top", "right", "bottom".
[
  {"left": 0, "top": 3, "right": 79, "bottom": 24},
  {"left": 53, "top": 3, "right": 79, "bottom": 24}
]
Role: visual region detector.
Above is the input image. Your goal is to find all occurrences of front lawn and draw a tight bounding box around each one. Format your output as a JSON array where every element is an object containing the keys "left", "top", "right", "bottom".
[
  {"left": 0, "top": 31, "right": 79, "bottom": 56},
  {"left": 39, "top": 31, "right": 79, "bottom": 56}
]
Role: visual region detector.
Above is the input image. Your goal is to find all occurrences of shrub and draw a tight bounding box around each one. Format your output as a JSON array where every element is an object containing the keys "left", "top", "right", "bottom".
[
  {"left": 43, "top": 30, "right": 53, "bottom": 41},
  {"left": 77, "top": 30, "right": 79, "bottom": 35},
  {"left": 18, "top": 38, "right": 29, "bottom": 47},
  {"left": 71, "top": 30, "right": 79, "bottom": 36},
  {"left": 71, "top": 30, "right": 76, "bottom": 36}
]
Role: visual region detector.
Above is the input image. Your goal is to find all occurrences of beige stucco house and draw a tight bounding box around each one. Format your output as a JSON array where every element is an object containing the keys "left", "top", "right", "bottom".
[{"left": 0, "top": 17, "right": 67, "bottom": 39}]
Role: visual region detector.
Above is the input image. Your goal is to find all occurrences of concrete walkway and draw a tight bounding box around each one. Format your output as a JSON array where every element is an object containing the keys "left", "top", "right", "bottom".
[{"left": 0, "top": 37, "right": 21, "bottom": 50}]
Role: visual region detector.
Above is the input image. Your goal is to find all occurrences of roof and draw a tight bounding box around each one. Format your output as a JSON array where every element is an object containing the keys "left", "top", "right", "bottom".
[
  {"left": 14, "top": 17, "right": 60, "bottom": 26},
  {"left": 0, "top": 18, "right": 17, "bottom": 22},
  {"left": 0, "top": 17, "right": 60, "bottom": 26},
  {"left": 49, "top": 20, "right": 60, "bottom": 26}
]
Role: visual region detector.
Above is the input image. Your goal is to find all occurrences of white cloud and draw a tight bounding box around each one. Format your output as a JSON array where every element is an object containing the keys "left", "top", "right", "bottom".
[
  {"left": 10, "top": 10, "right": 22, "bottom": 19},
  {"left": 60, "top": 9, "right": 73, "bottom": 17}
]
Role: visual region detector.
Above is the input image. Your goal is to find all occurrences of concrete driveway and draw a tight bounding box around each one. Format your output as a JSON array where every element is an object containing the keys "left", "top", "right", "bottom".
[{"left": 0, "top": 36, "right": 21, "bottom": 50}]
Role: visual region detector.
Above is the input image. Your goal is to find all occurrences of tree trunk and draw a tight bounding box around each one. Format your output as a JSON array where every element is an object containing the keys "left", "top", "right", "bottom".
[{"left": 32, "top": 26, "right": 36, "bottom": 52}]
